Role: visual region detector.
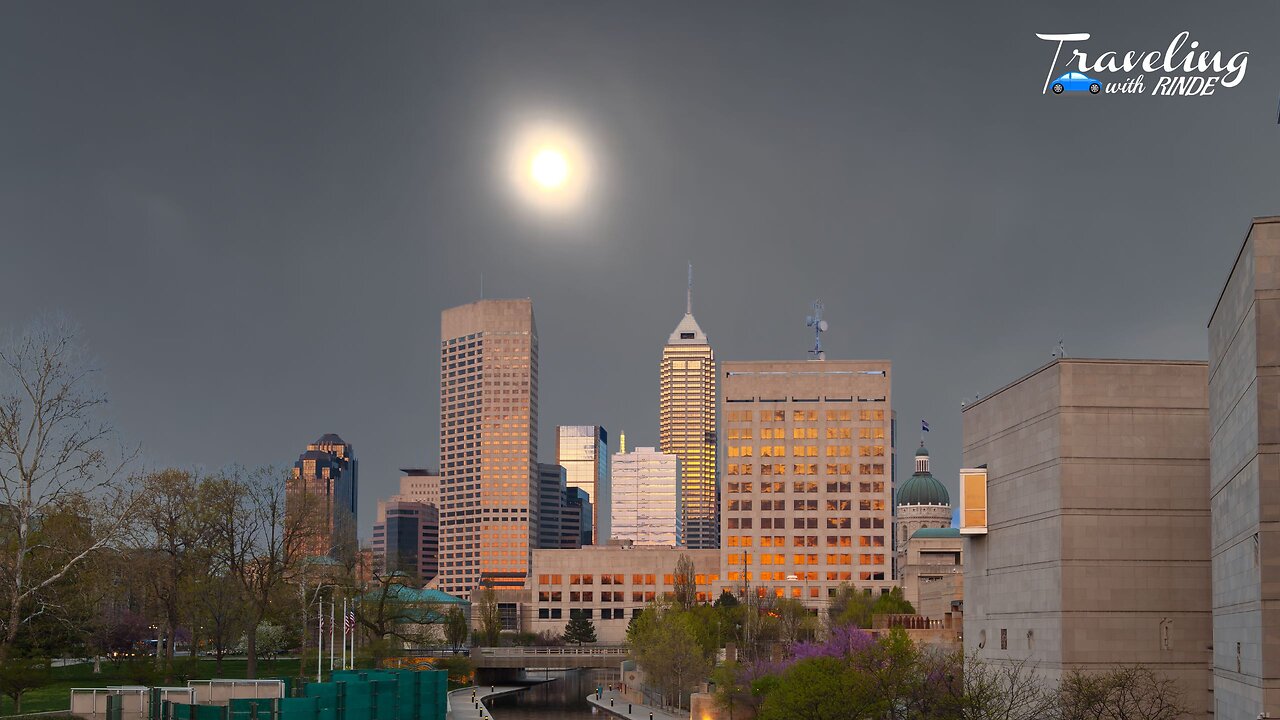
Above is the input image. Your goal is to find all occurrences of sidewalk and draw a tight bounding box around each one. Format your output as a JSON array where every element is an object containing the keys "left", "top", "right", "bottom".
[
  {"left": 586, "top": 688, "right": 684, "bottom": 720},
  {"left": 447, "top": 685, "right": 525, "bottom": 720}
]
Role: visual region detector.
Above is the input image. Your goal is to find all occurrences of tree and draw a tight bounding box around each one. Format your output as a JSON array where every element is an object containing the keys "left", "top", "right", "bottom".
[
  {"left": 208, "top": 467, "right": 314, "bottom": 678},
  {"left": 871, "top": 587, "right": 915, "bottom": 617},
  {"left": 756, "top": 656, "right": 883, "bottom": 720},
  {"left": 673, "top": 554, "right": 697, "bottom": 610},
  {"left": 190, "top": 571, "right": 246, "bottom": 677},
  {"left": 0, "top": 320, "right": 139, "bottom": 661},
  {"left": 627, "top": 600, "right": 715, "bottom": 709},
  {"left": 711, "top": 660, "right": 750, "bottom": 720},
  {"left": 473, "top": 584, "right": 502, "bottom": 646},
  {"left": 444, "top": 606, "right": 469, "bottom": 651},
  {"left": 352, "top": 571, "right": 443, "bottom": 664},
  {"left": 829, "top": 584, "right": 876, "bottom": 629},
  {"left": 714, "top": 590, "right": 739, "bottom": 608},
  {"left": 958, "top": 655, "right": 1055, "bottom": 720},
  {"left": 773, "top": 598, "right": 817, "bottom": 646},
  {"left": 0, "top": 657, "right": 51, "bottom": 714},
  {"left": 563, "top": 614, "right": 597, "bottom": 645},
  {"left": 1057, "top": 666, "right": 1190, "bottom": 720}
]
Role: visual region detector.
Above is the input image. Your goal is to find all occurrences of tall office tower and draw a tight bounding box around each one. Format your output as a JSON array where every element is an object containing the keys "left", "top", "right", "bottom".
[
  {"left": 288, "top": 433, "right": 358, "bottom": 561},
  {"left": 397, "top": 468, "right": 440, "bottom": 507},
  {"left": 371, "top": 498, "right": 439, "bottom": 585},
  {"left": 720, "top": 359, "right": 894, "bottom": 605},
  {"left": 1208, "top": 216, "right": 1280, "bottom": 718},
  {"left": 611, "top": 446, "right": 680, "bottom": 546},
  {"left": 556, "top": 426, "right": 611, "bottom": 544},
  {"left": 439, "top": 299, "right": 539, "bottom": 598},
  {"left": 563, "top": 487, "right": 590, "bottom": 548},
  {"left": 962, "top": 358, "right": 1211, "bottom": 715},
  {"left": 536, "top": 463, "right": 566, "bottom": 550},
  {"left": 660, "top": 267, "right": 718, "bottom": 549}
]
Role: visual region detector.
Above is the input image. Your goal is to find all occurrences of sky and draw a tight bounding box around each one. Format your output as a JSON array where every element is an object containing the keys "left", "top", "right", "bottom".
[{"left": 3, "top": 2, "right": 1279, "bottom": 536}]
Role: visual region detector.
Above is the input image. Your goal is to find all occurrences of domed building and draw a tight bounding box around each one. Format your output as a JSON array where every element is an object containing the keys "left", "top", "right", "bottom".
[
  {"left": 896, "top": 443, "right": 952, "bottom": 551},
  {"left": 895, "top": 442, "right": 964, "bottom": 624}
]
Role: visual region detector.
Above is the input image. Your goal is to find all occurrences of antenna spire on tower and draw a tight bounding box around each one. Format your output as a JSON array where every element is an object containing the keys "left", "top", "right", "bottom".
[
  {"left": 806, "top": 300, "right": 828, "bottom": 360},
  {"left": 686, "top": 262, "right": 693, "bottom": 315}
]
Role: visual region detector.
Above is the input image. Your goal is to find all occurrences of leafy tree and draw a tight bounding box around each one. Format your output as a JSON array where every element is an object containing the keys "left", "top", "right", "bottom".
[
  {"left": 871, "top": 587, "right": 915, "bottom": 617},
  {"left": 0, "top": 657, "right": 50, "bottom": 714},
  {"left": 563, "top": 615, "right": 597, "bottom": 645},
  {"left": 190, "top": 572, "right": 245, "bottom": 677},
  {"left": 829, "top": 584, "right": 876, "bottom": 629},
  {"left": 627, "top": 599, "right": 715, "bottom": 709},
  {"left": 756, "top": 656, "right": 883, "bottom": 720},
  {"left": 444, "top": 607, "right": 469, "bottom": 650},
  {"left": 473, "top": 584, "right": 503, "bottom": 646},
  {"left": 711, "top": 660, "right": 750, "bottom": 720},
  {"left": 0, "top": 319, "right": 140, "bottom": 662},
  {"left": 673, "top": 554, "right": 697, "bottom": 610},
  {"left": 772, "top": 598, "right": 817, "bottom": 646},
  {"left": 713, "top": 590, "right": 739, "bottom": 607}
]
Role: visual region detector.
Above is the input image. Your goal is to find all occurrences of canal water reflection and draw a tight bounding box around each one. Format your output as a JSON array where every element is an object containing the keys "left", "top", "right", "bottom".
[{"left": 486, "top": 669, "right": 618, "bottom": 720}]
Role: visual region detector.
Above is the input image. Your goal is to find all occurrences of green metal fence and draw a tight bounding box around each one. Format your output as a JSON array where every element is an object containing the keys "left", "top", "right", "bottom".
[{"left": 152, "top": 670, "right": 446, "bottom": 720}]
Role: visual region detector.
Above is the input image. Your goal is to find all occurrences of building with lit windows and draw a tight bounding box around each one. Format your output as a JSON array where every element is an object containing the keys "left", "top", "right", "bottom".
[
  {"left": 611, "top": 446, "right": 679, "bottom": 546},
  {"left": 288, "top": 433, "right": 358, "bottom": 561},
  {"left": 438, "top": 299, "right": 539, "bottom": 598},
  {"left": 555, "top": 425, "right": 610, "bottom": 544},
  {"left": 720, "top": 359, "right": 894, "bottom": 606},
  {"left": 660, "top": 270, "right": 718, "bottom": 549},
  {"left": 396, "top": 468, "right": 440, "bottom": 507}
]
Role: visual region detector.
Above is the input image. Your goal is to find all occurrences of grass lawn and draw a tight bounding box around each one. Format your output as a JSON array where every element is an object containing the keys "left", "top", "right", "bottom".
[{"left": 4, "top": 657, "right": 313, "bottom": 717}]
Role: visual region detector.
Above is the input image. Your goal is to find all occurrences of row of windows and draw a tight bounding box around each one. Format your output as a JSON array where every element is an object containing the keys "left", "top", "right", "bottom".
[
  {"left": 726, "top": 427, "right": 885, "bottom": 440},
  {"left": 725, "top": 463, "right": 886, "bottom": 476},
  {"left": 728, "top": 517, "right": 885, "bottom": 529},
  {"left": 725, "top": 535, "right": 882, "bottom": 548},
  {"left": 723, "top": 571, "right": 887, "bottom": 584},
  {"left": 727, "top": 445, "right": 885, "bottom": 457},
  {"left": 535, "top": 573, "right": 719, "bottom": 586},
  {"left": 725, "top": 553, "right": 885, "bottom": 566},
  {"left": 724, "top": 410, "right": 886, "bottom": 423}
]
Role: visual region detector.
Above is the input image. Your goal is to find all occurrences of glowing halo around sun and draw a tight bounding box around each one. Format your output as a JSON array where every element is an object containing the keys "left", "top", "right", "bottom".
[{"left": 506, "top": 120, "right": 594, "bottom": 217}]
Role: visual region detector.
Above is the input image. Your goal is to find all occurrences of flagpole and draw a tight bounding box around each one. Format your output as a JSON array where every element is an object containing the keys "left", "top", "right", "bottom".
[
  {"left": 316, "top": 599, "right": 323, "bottom": 682},
  {"left": 341, "top": 598, "right": 347, "bottom": 671},
  {"left": 329, "top": 600, "right": 335, "bottom": 671}
]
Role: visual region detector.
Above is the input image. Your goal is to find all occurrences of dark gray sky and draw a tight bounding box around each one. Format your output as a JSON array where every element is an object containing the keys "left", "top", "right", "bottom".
[{"left": 3, "top": 2, "right": 1278, "bottom": 536}]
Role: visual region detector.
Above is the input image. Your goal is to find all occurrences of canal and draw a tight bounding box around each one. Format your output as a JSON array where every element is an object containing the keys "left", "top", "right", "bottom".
[{"left": 486, "top": 669, "right": 618, "bottom": 720}]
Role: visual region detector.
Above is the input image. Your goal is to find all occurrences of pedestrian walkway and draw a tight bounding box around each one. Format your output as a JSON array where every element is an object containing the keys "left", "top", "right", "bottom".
[
  {"left": 586, "top": 688, "right": 684, "bottom": 720},
  {"left": 447, "top": 685, "right": 524, "bottom": 720}
]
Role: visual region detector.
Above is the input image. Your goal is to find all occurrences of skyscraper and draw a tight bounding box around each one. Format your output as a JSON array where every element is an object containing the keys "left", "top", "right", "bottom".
[
  {"left": 439, "top": 299, "right": 539, "bottom": 597},
  {"left": 611, "top": 446, "right": 679, "bottom": 546},
  {"left": 555, "top": 425, "right": 610, "bottom": 544},
  {"left": 720, "top": 359, "right": 894, "bottom": 605},
  {"left": 288, "top": 433, "right": 358, "bottom": 561},
  {"left": 660, "top": 266, "right": 718, "bottom": 549},
  {"left": 536, "top": 463, "right": 566, "bottom": 550},
  {"left": 371, "top": 498, "right": 439, "bottom": 585}
]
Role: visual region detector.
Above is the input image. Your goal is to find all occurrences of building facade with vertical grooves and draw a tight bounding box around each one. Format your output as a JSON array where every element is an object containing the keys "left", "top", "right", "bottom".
[{"left": 438, "top": 299, "right": 539, "bottom": 598}]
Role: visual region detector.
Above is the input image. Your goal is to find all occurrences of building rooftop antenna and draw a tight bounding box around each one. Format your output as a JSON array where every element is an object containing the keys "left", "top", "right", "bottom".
[{"left": 806, "top": 300, "right": 828, "bottom": 360}]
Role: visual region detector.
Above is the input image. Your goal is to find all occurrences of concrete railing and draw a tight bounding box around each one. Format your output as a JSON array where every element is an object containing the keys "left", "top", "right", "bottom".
[{"left": 472, "top": 646, "right": 629, "bottom": 657}]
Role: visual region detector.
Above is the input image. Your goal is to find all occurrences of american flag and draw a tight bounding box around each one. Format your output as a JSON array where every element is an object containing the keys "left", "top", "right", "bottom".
[{"left": 344, "top": 610, "right": 356, "bottom": 633}]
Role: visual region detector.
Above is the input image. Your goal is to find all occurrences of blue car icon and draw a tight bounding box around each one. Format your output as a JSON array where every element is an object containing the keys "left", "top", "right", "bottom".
[{"left": 1051, "top": 72, "right": 1101, "bottom": 94}]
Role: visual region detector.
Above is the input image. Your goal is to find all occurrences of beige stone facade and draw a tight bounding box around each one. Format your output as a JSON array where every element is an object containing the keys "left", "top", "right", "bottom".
[
  {"left": 720, "top": 359, "right": 895, "bottom": 606},
  {"left": 527, "top": 546, "right": 720, "bottom": 643},
  {"left": 899, "top": 530, "right": 963, "bottom": 621},
  {"left": 1208, "top": 216, "right": 1280, "bottom": 719},
  {"left": 962, "top": 359, "right": 1212, "bottom": 717}
]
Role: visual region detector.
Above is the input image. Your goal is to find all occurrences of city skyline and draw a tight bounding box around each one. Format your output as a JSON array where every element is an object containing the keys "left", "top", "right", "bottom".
[{"left": 4, "top": 3, "right": 1280, "bottom": 538}]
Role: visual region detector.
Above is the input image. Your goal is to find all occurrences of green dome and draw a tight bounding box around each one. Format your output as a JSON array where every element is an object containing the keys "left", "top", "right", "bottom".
[
  {"left": 897, "top": 470, "right": 950, "bottom": 507},
  {"left": 915, "top": 445, "right": 930, "bottom": 457}
]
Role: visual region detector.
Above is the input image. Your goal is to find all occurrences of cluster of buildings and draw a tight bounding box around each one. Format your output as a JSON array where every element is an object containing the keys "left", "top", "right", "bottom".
[{"left": 285, "top": 217, "right": 1280, "bottom": 718}]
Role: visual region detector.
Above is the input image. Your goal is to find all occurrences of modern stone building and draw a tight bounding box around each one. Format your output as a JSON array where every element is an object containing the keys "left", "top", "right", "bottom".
[
  {"left": 660, "top": 267, "right": 719, "bottom": 549},
  {"left": 720, "top": 358, "right": 895, "bottom": 605},
  {"left": 396, "top": 468, "right": 440, "bottom": 508},
  {"left": 527, "top": 546, "right": 720, "bottom": 643},
  {"left": 961, "top": 358, "right": 1212, "bottom": 716},
  {"left": 1207, "top": 216, "right": 1280, "bottom": 718},
  {"left": 439, "top": 299, "right": 539, "bottom": 597},
  {"left": 611, "top": 446, "right": 680, "bottom": 546},
  {"left": 288, "top": 433, "right": 358, "bottom": 561},
  {"left": 556, "top": 425, "right": 610, "bottom": 544},
  {"left": 371, "top": 498, "right": 439, "bottom": 585}
]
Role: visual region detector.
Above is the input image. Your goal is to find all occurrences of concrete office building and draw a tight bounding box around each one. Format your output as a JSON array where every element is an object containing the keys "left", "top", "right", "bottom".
[
  {"left": 439, "top": 299, "right": 539, "bottom": 597},
  {"left": 371, "top": 498, "right": 439, "bottom": 585},
  {"left": 961, "top": 358, "right": 1212, "bottom": 716},
  {"left": 1207, "top": 216, "right": 1280, "bottom": 718},
  {"left": 660, "top": 268, "right": 719, "bottom": 549},
  {"left": 396, "top": 468, "right": 440, "bottom": 507},
  {"left": 612, "top": 446, "right": 680, "bottom": 547},
  {"left": 556, "top": 425, "right": 611, "bottom": 544},
  {"left": 720, "top": 359, "right": 895, "bottom": 604},
  {"left": 528, "top": 546, "right": 720, "bottom": 643},
  {"left": 288, "top": 433, "right": 358, "bottom": 561}
]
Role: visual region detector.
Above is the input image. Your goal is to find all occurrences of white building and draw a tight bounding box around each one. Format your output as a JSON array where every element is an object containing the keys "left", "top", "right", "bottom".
[{"left": 611, "top": 446, "right": 679, "bottom": 546}]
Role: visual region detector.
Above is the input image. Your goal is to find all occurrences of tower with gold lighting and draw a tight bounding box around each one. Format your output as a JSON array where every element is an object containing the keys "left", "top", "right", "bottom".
[{"left": 660, "top": 265, "right": 719, "bottom": 549}]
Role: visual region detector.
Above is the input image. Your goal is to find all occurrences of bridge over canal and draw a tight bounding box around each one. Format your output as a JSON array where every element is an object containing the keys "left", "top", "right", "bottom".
[{"left": 469, "top": 645, "right": 629, "bottom": 670}]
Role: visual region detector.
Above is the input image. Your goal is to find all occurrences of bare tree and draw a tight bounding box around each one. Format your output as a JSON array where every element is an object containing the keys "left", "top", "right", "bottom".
[
  {"left": 208, "top": 467, "right": 316, "bottom": 678},
  {"left": 352, "top": 571, "right": 442, "bottom": 665},
  {"left": 673, "top": 554, "right": 697, "bottom": 610},
  {"left": 1057, "top": 666, "right": 1190, "bottom": 720},
  {"left": 0, "top": 320, "right": 138, "bottom": 661},
  {"left": 960, "top": 655, "right": 1057, "bottom": 720}
]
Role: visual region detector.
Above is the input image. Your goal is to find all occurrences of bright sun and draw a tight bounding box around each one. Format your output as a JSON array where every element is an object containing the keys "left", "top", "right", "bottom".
[
  {"left": 530, "top": 148, "right": 569, "bottom": 189},
  {"left": 506, "top": 119, "right": 594, "bottom": 217}
]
